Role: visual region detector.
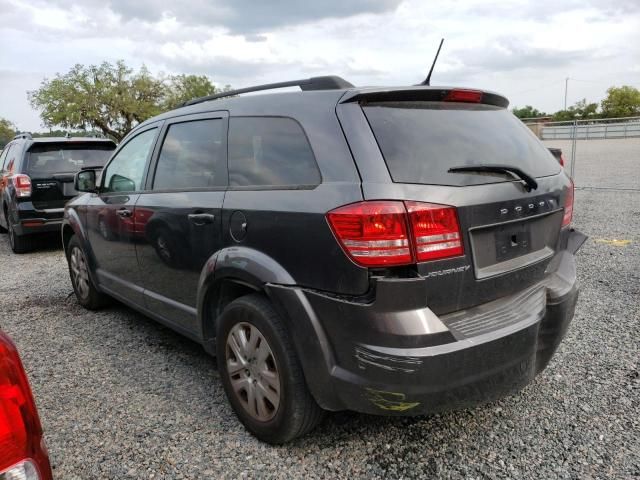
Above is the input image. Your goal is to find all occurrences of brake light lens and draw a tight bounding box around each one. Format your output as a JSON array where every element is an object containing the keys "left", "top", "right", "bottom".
[
  {"left": 12, "top": 175, "right": 32, "bottom": 198},
  {"left": 327, "top": 200, "right": 463, "bottom": 267},
  {"left": 443, "top": 89, "right": 483, "bottom": 103},
  {"left": 406, "top": 202, "right": 464, "bottom": 261},
  {"left": 0, "top": 332, "right": 52, "bottom": 480},
  {"left": 559, "top": 153, "right": 565, "bottom": 167},
  {"left": 562, "top": 180, "right": 574, "bottom": 227},
  {"left": 327, "top": 201, "right": 412, "bottom": 266}
]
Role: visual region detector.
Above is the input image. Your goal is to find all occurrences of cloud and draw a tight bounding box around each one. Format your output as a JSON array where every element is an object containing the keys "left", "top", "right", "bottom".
[
  {"left": 1, "top": 0, "right": 639, "bottom": 131},
  {"left": 16, "top": 0, "right": 402, "bottom": 34},
  {"left": 464, "top": 0, "right": 640, "bottom": 22},
  {"left": 454, "top": 37, "right": 595, "bottom": 74}
]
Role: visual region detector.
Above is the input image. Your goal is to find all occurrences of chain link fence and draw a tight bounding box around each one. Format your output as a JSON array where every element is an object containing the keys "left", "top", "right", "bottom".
[{"left": 523, "top": 116, "right": 640, "bottom": 190}]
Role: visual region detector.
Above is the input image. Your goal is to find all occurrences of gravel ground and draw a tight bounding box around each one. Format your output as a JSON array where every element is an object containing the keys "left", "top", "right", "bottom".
[{"left": 1, "top": 140, "right": 638, "bottom": 479}]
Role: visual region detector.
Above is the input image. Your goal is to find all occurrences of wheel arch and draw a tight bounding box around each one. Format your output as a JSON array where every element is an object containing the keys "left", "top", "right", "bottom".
[
  {"left": 61, "top": 210, "right": 98, "bottom": 279},
  {"left": 197, "top": 247, "right": 296, "bottom": 353},
  {"left": 195, "top": 247, "right": 339, "bottom": 411}
]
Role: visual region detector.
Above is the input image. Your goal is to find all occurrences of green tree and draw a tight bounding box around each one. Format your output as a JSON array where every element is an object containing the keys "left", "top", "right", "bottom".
[
  {"left": 552, "top": 99, "right": 600, "bottom": 121},
  {"left": 163, "top": 74, "right": 217, "bottom": 110},
  {"left": 29, "top": 61, "right": 166, "bottom": 141},
  {"left": 600, "top": 85, "right": 640, "bottom": 118},
  {"left": 29, "top": 62, "right": 231, "bottom": 141},
  {"left": 0, "top": 118, "right": 16, "bottom": 148},
  {"left": 512, "top": 105, "right": 547, "bottom": 119}
]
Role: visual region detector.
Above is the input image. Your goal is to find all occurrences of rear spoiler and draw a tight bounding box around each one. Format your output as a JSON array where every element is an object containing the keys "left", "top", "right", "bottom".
[{"left": 339, "top": 86, "right": 509, "bottom": 108}]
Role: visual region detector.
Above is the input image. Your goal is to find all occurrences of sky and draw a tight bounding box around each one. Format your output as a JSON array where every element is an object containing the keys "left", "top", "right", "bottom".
[{"left": 1, "top": 0, "right": 639, "bottom": 131}]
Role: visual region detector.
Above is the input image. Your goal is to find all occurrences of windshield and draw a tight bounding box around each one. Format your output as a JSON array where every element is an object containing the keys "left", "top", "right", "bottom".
[
  {"left": 363, "top": 102, "right": 560, "bottom": 186},
  {"left": 26, "top": 144, "right": 115, "bottom": 176}
]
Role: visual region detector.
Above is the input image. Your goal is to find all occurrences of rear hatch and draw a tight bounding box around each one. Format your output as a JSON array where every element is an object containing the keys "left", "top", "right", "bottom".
[
  {"left": 353, "top": 89, "right": 570, "bottom": 314},
  {"left": 25, "top": 141, "right": 115, "bottom": 210}
]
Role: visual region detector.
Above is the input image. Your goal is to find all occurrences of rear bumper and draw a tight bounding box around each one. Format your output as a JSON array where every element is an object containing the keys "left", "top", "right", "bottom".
[
  {"left": 319, "top": 280, "right": 577, "bottom": 415},
  {"left": 12, "top": 202, "right": 64, "bottom": 235},
  {"left": 267, "top": 230, "right": 585, "bottom": 415}
]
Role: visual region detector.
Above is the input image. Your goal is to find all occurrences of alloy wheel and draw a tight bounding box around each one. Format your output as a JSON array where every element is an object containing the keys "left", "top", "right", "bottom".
[
  {"left": 226, "top": 322, "right": 281, "bottom": 422},
  {"left": 69, "top": 247, "right": 90, "bottom": 299}
]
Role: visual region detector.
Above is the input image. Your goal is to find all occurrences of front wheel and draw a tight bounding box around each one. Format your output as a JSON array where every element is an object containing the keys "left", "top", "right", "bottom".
[
  {"left": 216, "top": 293, "right": 324, "bottom": 444},
  {"left": 66, "top": 235, "right": 110, "bottom": 310}
]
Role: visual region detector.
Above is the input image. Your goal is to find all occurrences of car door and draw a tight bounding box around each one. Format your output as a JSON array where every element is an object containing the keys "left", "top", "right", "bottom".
[
  {"left": 86, "top": 126, "right": 160, "bottom": 305},
  {"left": 135, "top": 112, "right": 228, "bottom": 332}
]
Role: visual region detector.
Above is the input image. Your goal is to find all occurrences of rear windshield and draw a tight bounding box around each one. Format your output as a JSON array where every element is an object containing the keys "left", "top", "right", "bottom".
[
  {"left": 363, "top": 102, "right": 560, "bottom": 186},
  {"left": 26, "top": 143, "right": 115, "bottom": 175}
]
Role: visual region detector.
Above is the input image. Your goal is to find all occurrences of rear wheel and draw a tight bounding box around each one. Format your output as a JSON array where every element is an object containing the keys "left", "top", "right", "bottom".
[
  {"left": 66, "top": 235, "right": 109, "bottom": 309},
  {"left": 217, "top": 293, "right": 324, "bottom": 444},
  {"left": 8, "top": 220, "right": 34, "bottom": 254}
]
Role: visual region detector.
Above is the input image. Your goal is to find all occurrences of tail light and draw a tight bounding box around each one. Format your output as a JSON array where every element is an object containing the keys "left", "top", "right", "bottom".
[
  {"left": 405, "top": 202, "right": 463, "bottom": 261},
  {"left": 559, "top": 153, "right": 565, "bottom": 167},
  {"left": 443, "top": 89, "right": 483, "bottom": 103},
  {"left": 327, "top": 201, "right": 412, "bottom": 266},
  {"left": 327, "top": 201, "right": 463, "bottom": 267},
  {"left": 0, "top": 332, "right": 52, "bottom": 480},
  {"left": 12, "top": 175, "right": 32, "bottom": 198},
  {"left": 562, "top": 180, "right": 574, "bottom": 227}
]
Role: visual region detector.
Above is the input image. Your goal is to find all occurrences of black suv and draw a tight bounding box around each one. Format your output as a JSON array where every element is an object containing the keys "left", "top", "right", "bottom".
[
  {"left": 63, "top": 76, "right": 586, "bottom": 444},
  {"left": 0, "top": 134, "right": 116, "bottom": 252}
]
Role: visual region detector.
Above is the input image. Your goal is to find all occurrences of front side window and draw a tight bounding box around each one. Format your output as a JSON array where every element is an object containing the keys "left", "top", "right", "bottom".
[
  {"left": 228, "top": 117, "right": 320, "bottom": 187},
  {"left": 153, "top": 119, "right": 225, "bottom": 190},
  {"left": 102, "top": 129, "right": 157, "bottom": 193}
]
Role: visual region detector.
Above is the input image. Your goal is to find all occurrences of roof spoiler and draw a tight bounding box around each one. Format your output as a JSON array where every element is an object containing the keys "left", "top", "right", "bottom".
[{"left": 339, "top": 87, "right": 510, "bottom": 108}]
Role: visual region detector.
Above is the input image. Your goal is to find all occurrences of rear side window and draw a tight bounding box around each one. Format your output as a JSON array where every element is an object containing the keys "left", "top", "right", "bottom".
[
  {"left": 363, "top": 102, "right": 560, "bottom": 186},
  {"left": 228, "top": 117, "right": 320, "bottom": 187},
  {"left": 153, "top": 119, "right": 225, "bottom": 190},
  {"left": 0, "top": 144, "right": 13, "bottom": 171},
  {"left": 26, "top": 143, "right": 115, "bottom": 176},
  {"left": 1, "top": 144, "right": 18, "bottom": 172}
]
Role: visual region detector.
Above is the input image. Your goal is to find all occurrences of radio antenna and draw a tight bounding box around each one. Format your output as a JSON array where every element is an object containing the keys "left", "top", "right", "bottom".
[{"left": 420, "top": 38, "right": 444, "bottom": 86}]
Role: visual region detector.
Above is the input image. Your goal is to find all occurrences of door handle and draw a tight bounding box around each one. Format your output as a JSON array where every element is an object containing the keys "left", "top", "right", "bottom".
[
  {"left": 188, "top": 213, "right": 215, "bottom": 226},
  {"left": 116, "top": 208, "right": 132, "bottom": 218}
]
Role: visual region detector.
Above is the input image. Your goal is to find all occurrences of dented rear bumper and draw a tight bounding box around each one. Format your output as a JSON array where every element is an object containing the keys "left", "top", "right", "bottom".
[{"left": 267, "top": 229, "right": 586, "bottom": 415}]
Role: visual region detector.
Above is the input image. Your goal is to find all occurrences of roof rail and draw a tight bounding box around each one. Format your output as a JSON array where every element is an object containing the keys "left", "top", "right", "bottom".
[
  {"left": 13, "top": 132, "right": 32, "bottom": 140},
  {"left": 181, "top": 75, "right": 354, "bottom": 107}
]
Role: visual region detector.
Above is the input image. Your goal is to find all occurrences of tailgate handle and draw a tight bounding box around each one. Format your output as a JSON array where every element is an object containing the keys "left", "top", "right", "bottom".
[
  {"left": 188, "top": 213, "right": 215, "bottom": 226},
  {"left": 116, "top": 208, "right": 132, "bottom": 218}
]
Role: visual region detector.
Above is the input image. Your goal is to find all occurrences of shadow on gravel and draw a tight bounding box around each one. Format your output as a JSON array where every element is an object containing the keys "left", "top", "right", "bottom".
[
  {"left": 81, "top": 296, "right": 503, "bottom": 452},
  {"left": 18, "top": 232, "right": 64, "bottom": 253}
]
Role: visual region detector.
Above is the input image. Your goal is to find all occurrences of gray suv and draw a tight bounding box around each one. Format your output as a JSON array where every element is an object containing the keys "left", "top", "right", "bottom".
[{"left": 62, "top": 76, "right": 586, "bottom": 443}]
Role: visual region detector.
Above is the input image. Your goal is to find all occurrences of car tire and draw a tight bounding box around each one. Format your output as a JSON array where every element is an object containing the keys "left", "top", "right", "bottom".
[
  {"left": 66, "top": 235, "right": 110, "bottom": 310},
  {"left": 8, "top": 220, "right": 34, "bottom": 254},
  {"left": 216, "top": 293, "right": 324, "bottom": 444}
]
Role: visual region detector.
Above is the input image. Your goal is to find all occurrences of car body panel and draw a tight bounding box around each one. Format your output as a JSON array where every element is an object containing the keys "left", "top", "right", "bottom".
[{"left": 63, "top": 84, "right": 585, "bottom": 417}]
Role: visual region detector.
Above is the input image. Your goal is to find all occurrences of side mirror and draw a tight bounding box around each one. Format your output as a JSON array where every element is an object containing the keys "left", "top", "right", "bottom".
[{"left": 75, "top": 169, "right": 98, "bottom": 193}]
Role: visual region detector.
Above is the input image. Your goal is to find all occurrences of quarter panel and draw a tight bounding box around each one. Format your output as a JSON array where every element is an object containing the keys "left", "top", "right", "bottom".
[{"left": 221, "top": 182, "right": 367, "bottom": 294}]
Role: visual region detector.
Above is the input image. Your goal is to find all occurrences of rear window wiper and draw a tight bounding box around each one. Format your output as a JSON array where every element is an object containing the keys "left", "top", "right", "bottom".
[{"left": 447, "top": 164, "right": 538, "bottom": 191}]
